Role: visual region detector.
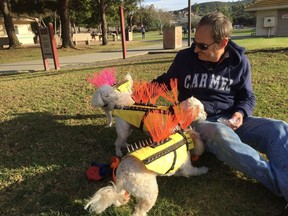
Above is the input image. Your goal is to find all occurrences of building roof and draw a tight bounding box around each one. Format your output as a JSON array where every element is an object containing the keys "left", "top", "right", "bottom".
[
  {"left": 0, "top": 17, "right": 37, "bottom": 23},
  {"left": 245, "top": 0, "right": 288, "bottom": 12}
]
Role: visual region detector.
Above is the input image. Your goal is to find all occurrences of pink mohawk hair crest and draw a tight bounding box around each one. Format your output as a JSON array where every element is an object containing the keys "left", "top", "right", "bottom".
[{"left": 87, "top": 68, "right": 116, "bottom": 88}]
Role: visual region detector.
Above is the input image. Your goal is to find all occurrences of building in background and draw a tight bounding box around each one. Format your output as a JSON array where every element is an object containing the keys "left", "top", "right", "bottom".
[
  {"left": 0, "top": 17, "right": 36, "bottom": 46},
  {"left": 245, "top": 0, "right": 288, "bottom": 37}
]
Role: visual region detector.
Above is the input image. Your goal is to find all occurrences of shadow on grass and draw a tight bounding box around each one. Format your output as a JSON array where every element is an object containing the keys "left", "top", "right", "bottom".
[
  {"left": 156, "top": 152, "right": 286, "bottom": 216},
  {"left": 0, "top": 111, "right": 117, "bottom": 215},
  {"left": 0, "top": 112, "right": 286, "bottom": 215}
]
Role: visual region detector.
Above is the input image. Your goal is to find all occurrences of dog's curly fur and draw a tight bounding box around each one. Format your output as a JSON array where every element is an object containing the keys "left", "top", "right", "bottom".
[
  {"left": 91, "top": 74, "right": 134, "bottom": 128},
  {"left": 84, "top": 128, "right": 208, "bottom": 216},
  {"left": 91, "top": 74, "right": 207, "bottom": 157},
  {"left": 88, "top": 75, "right": 208, "bottom": 215}
]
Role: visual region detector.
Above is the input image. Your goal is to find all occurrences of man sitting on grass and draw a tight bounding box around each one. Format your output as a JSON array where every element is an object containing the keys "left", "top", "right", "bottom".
[{"left": 153, "top": 12, "right": 288, "bottom": 212}]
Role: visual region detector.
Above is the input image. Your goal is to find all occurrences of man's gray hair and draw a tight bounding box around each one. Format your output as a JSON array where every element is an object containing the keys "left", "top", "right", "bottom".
[{"left": 197, "top": 12, "right": 233, "bottom": 43}]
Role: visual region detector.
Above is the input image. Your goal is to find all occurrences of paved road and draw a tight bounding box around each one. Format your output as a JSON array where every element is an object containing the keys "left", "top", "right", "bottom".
[{"left": 0, "top": 41, "right": 189, "bottom": 75}]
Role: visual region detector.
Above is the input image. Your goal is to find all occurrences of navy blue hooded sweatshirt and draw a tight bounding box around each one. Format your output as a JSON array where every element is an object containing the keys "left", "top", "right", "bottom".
[{"left": 153, "top": 40, "right": 256, "bottom": 118}]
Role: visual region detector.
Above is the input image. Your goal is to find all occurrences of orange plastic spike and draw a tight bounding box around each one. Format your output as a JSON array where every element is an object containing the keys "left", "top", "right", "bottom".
[
  {"left": 144, "top": 111, "right": 178, "bottom": 142},
  {"left": 148, "top": 82, "right": 164, "bottom": 105},
  {"left": 141, "top": 82, "right": 150, "bottom": 103},
  {"left": 157, "top": 79, "right": 179, "bottom": 104},
  {"left": 170, "top": 78, "right": 179, "bottom": 103},
  {"left": 173, "top": 105, "right": 200, "bottom": 129},
  {"left": 131, "top": 81, "right": 144, "bottom": 103},
  {"left": 132, "top": 81, "right": 167, "bottom": 105},
  {"left": 158, "top": 84, "right": 174, "bottom": 103}
]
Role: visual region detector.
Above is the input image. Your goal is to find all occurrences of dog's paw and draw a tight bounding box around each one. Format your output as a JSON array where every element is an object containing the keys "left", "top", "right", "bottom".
[
  {"left": 115, "top": 149, "right": 123, "bottom": 158},
  {"left": 179, "top": 165, "right": 209, "bottom": 177},
  {"left": 105, "top": 124, "right": 112, "bottom": 128},
  {"left": 198, "top": 166, "right": 209, "bottom": 175}
]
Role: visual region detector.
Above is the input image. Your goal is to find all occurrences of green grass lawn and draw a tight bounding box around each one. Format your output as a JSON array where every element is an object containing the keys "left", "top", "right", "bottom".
[
  {"left": 0, "top": 31, "right": 163, "bottom": 64},
  {"left": 0, "top": 36, "right": 288, "bottom": 215},
  {"left": 1, "top": 30, "right": 287, "bottom": 64}
]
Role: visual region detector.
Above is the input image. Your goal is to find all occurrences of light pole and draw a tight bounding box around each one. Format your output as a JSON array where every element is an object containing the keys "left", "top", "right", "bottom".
[
  {"left": 188, "top": 0, "right": 192, "bottom": 46},
  {"left": 140, "top": 1, "right": 142, "bottom": 26}
]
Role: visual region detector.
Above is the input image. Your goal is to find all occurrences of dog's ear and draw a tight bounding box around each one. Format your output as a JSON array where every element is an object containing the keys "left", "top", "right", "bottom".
[{"left": 92, "top": 91, "right": 105, "bottom": 107}]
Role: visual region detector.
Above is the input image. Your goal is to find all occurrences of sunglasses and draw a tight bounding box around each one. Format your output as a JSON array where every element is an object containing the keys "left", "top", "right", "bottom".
[{"left": 193, "top": 39, "right": 216, "bottom": 50}]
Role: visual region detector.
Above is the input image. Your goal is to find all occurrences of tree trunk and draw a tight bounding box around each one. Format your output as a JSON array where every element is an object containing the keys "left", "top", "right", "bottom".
[
  {"left": 0, "top": 0, "right": 21, "bottom": 48},
  {"left": 129, "top": 14, "right": 133, "bottom": 30},
  {"left": 98, "top": 0, "right": 108, "bottom": 45},
  {"left": 58, "top": 0, "right": 75, "bottom": 48}
]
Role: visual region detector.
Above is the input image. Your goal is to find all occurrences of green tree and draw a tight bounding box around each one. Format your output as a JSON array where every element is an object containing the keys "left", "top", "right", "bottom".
[
  {"left": 155, "top": 9, "right": 173, "bottom": 33},
  {"left": 138, "top": 5, "right": 159, "bottom": 31},
  {"left": 216, "top": 4, "right": 232, "bottom": 21},
  {"left": 90, "top": 0, "right": 141, "bottom": 45},
  {"left": 11, "top": 0, "right": 88, "bottom": 48},
  {"left": 0, "top": 0, "right": 21, "bottom": 48},
  {"left": 124, "top": 0, "right": 141, "bottom": 30},
  {"left": 70, "top": 0, "right": 92, "bottom": 29},
  {"left": 194, "top": 3, "right": 200, "bottom": 15},
  {"left": 57, "top": 0, "right": 75, "bottom": 48},
  {"left": 231, "top": 2, "right": 255, "bottom": 26}
]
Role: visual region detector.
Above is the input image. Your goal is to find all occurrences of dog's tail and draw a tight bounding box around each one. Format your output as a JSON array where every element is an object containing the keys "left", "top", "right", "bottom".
[
  {"left": 124, "top": 73, "right": 133, "bottom": 93},
  {"left": 84, "top": 182, "right": 130, "bottom": 214}
]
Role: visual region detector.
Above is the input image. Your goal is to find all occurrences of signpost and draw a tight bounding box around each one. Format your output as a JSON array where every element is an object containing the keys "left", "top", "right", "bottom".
[
  {"left": 119, "top": 6, "right": 127, "bottom": 59},
  {"left": 38, "top": 23, "right": 60, "bottom": 71}
]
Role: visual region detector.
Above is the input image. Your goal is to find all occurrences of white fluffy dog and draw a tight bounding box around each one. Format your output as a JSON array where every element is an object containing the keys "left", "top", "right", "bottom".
[
  {"left": 91, "top": 76, "right": 207, "bottom": 157},
  {"left": 91, "top": 74, "right": 135, "bottom": 128},
  {"left": 84, "top": 128, "right": 208, "bottom": 216}
]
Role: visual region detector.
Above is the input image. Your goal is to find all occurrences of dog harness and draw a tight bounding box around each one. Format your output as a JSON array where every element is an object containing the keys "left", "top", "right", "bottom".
[
  {"left": 125, "top": 131, "right": 195, "bottom": 175},
  {"left": 113, "top": 79, "right": 132, "bottom": 93},
  {"left": 112, "top": 79, "right": 174, "bottom": 131},
  {"left": 112, "top": 79, "right": 196, "bottom": 175},
  {"left": 113, "top": 104, "right": 174, "bottom": 131}
]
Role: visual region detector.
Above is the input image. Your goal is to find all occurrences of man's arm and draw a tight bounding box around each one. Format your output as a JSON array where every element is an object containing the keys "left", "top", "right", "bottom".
[
  {"left": 152, "top": 55, "right": 180, "bottom": 89},
  {"left": 233, "top": 56, "right": 256, "bottom": 118}
]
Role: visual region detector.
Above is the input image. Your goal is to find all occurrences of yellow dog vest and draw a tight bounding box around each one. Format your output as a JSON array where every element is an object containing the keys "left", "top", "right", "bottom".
[
  {"left": 113, "top": 104, "right": 173, "bottom": 131},
  {"left": 113, "top": 80, "right": 196, "bottom": 175},
  {"left": 125, "top": 131, "right": 195, "bottom": 175},
  {"left": 113, "top": 79, "right": 173, "bottom": 131},
  {"left": 114, "top": 79, "right": 132, "bottom": 93}
]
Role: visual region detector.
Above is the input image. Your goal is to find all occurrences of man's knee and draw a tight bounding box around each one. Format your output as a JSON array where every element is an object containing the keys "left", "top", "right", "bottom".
[{"left": 193, "top": 121, "right": 232, "bottom": 139}]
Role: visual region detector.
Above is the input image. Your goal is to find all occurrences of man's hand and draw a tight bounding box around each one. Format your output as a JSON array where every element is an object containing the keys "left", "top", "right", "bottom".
[{"left": 229, "top": 112, "right": 243, "bottom": 130}]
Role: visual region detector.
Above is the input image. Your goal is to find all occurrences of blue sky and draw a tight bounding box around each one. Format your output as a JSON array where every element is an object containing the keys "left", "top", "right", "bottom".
[{"left": 142, "top": 0, "right": 233, "bottom": 11}]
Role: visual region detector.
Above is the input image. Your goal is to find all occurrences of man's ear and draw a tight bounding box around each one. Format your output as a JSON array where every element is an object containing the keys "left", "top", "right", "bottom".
[{"left": 220, "top": 38, "right": 229, "bottom": 48}]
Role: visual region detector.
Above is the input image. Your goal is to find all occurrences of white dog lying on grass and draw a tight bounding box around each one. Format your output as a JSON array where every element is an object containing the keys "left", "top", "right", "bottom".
[{"left": 84, "top": 127, "right": 208, "bottom": 216}]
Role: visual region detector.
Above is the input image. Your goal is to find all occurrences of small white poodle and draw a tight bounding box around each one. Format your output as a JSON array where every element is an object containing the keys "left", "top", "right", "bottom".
[
  {"left": 84, "top": 128, "right": 208, "bottom": 216},
  {"left": 91, "top": 75, "right": 207, "bottom": 157},
  {"left": 91, "top": 74, "right": 135, "bottom": 128}
]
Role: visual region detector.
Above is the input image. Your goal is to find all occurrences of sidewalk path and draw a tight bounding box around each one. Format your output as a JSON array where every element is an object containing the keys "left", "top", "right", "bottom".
[{"left": 0, "top": 41, "right": 188, "bottom": 75}]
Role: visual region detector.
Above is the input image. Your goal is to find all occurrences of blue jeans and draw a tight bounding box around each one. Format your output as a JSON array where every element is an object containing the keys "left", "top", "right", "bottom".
[{"left": 192, "top": 115, "right": 288, "bottom": 201}]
